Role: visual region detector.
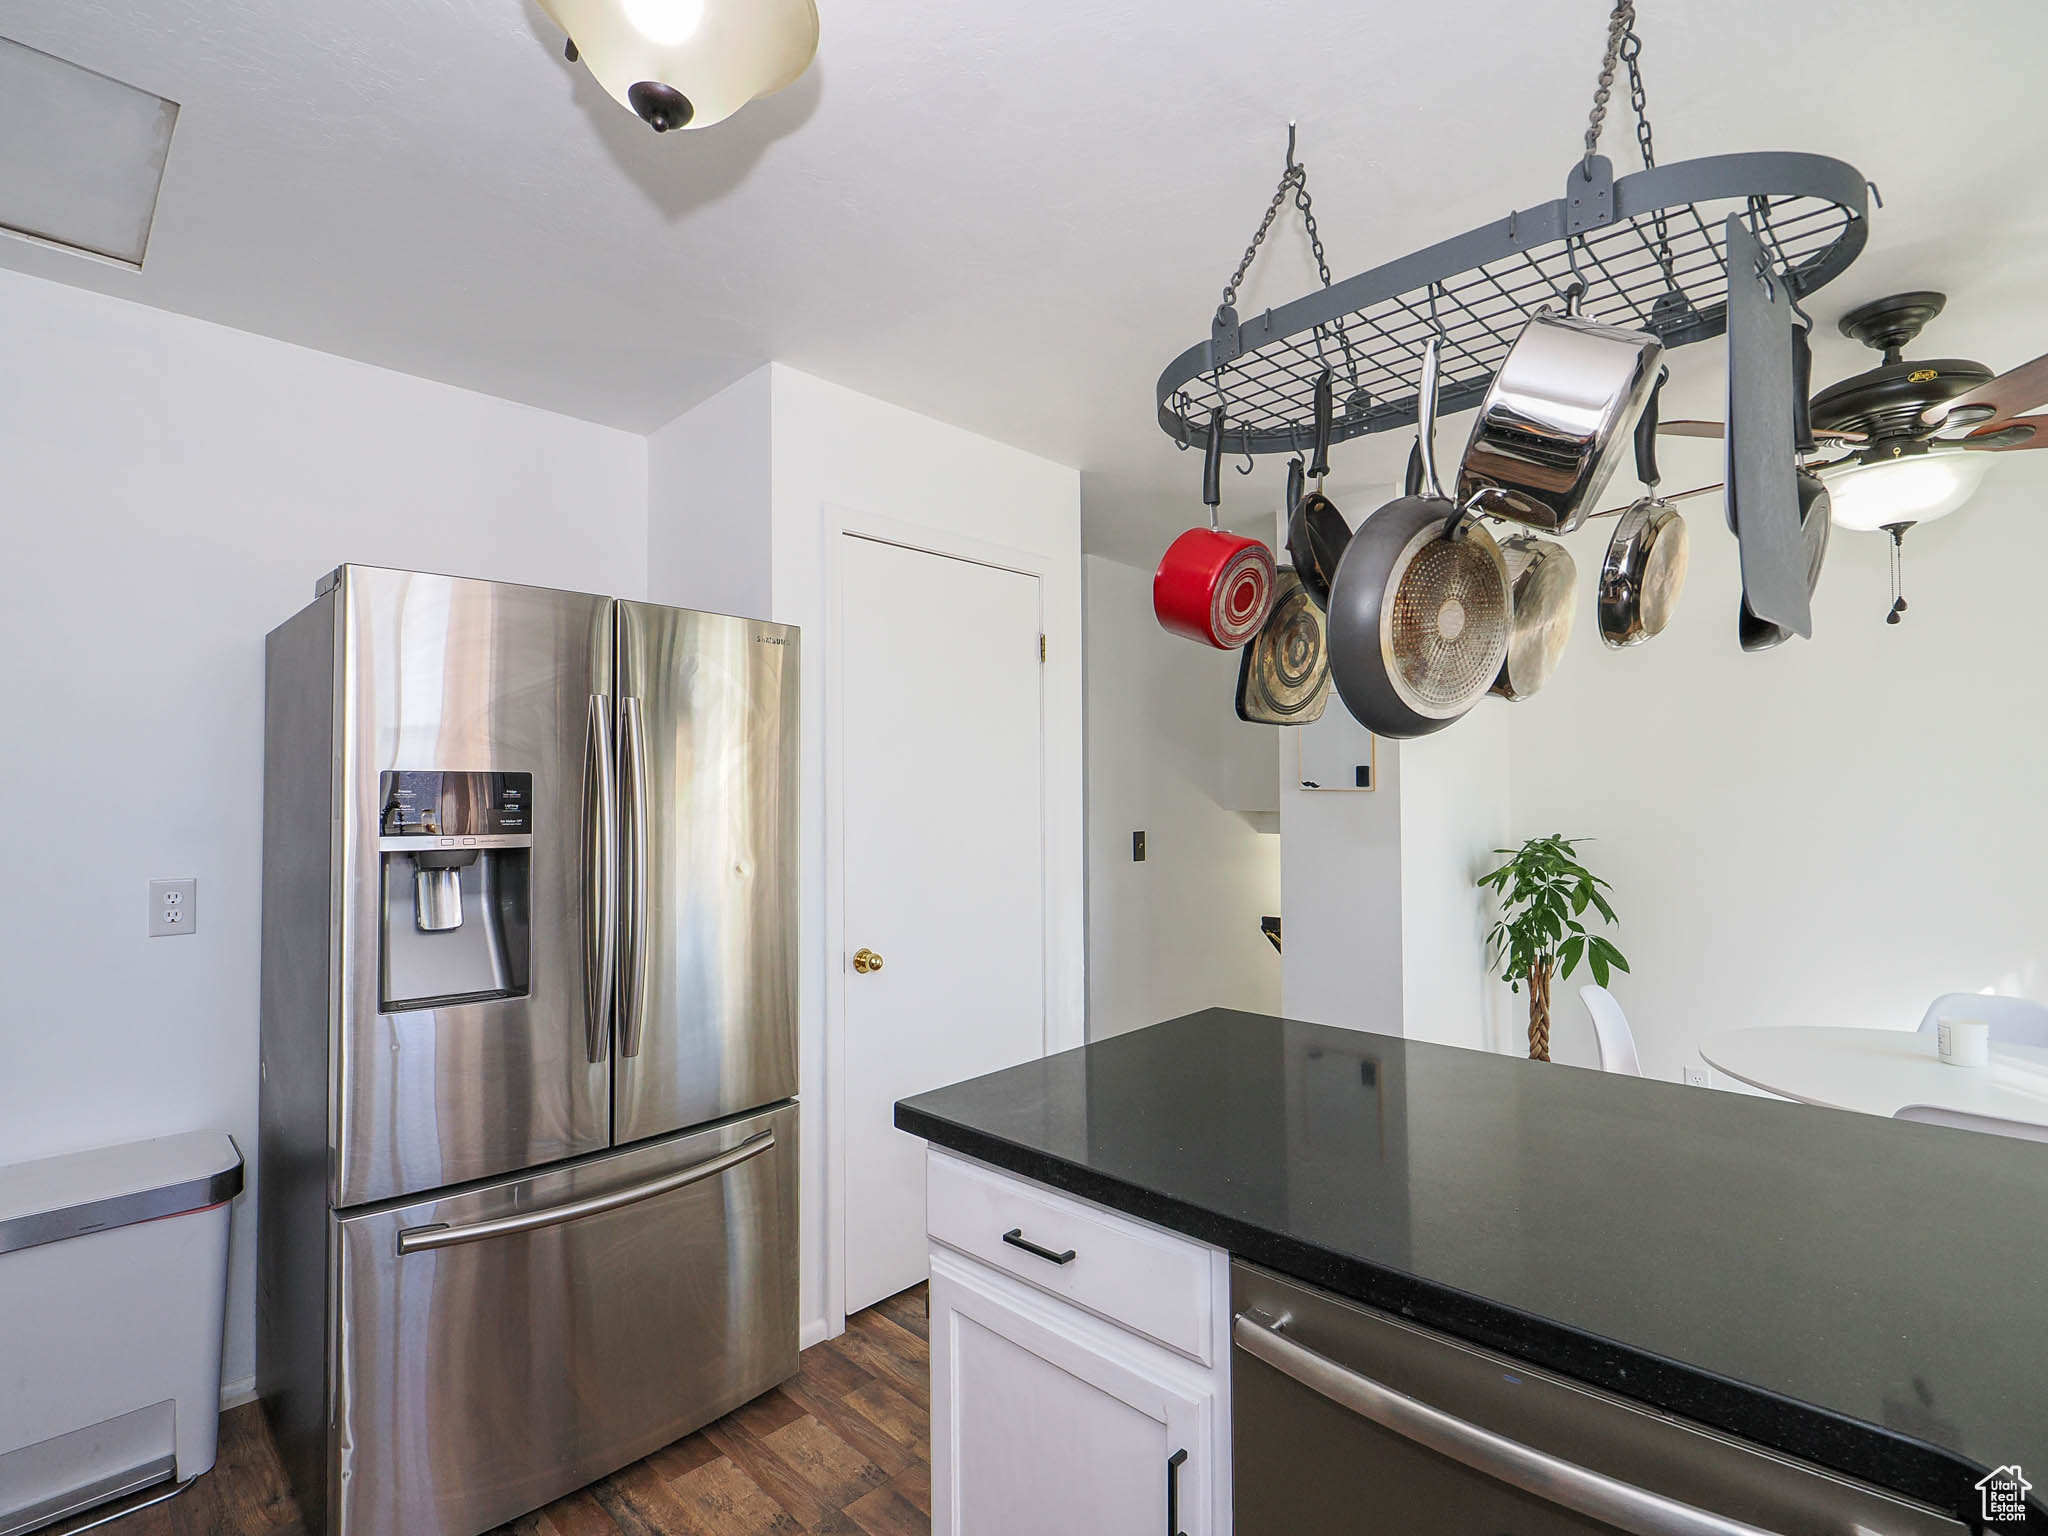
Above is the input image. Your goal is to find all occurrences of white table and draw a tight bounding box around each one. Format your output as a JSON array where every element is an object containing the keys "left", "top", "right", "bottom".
[{"left": 1698, "top": 1026, "right": 2048, "bottom": 1128}]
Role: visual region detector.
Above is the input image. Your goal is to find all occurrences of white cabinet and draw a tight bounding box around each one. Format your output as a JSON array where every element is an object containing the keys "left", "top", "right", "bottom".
[{"left": 926, "top": 1151, "right": 1230, "bottom": 1536}]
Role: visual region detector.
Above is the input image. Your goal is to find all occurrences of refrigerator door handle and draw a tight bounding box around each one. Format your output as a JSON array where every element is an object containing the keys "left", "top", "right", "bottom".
[
  {"left": 394, "top": 1130, "right": 777, "bottom": 1254},
  {"left": 583, "top": 694, "right": 618, "bottom": 1064},
  {"left": 618, "top": 695, "right": 652, "bottom": 1059}
]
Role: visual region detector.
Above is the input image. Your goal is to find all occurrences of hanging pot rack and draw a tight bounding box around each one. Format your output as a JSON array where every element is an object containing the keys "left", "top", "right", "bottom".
[
  {"left": 1157, "top": 0, "right": 1874, "bottom": 463},
  {"left": 1158, "top": 152, "right": 1872, "bottom": 461}
]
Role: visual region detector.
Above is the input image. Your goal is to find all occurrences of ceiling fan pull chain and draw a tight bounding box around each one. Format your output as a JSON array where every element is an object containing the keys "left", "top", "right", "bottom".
[{"left": 1885, "top": 524, "right": 1910, "bottom": 624}]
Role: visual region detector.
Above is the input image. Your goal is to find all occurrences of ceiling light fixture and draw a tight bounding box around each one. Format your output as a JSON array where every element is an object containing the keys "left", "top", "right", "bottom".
[
  {"left": 1819, "top": 446, "right": 1992, "bottom": 534},
  {"left": 539, "top": 0, "right": 817, "bottom": 134}
]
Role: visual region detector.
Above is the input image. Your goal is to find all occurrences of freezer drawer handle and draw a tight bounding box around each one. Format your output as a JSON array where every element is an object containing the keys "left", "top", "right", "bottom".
[
  {"left": 1001, "top": 1228, "right": 1076, "bottom": 1266},
  {"left": 1231, "top": 1313, "right": 1784, "bottom": 1536},
  {"left": 395, "top": 1130, "right": 776, "bottom": 1255}
]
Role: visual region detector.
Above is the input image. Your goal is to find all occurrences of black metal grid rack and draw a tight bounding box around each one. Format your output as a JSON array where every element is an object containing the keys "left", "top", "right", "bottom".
[{"left": 1157, "top": 152, "right": 1871, "bottom": 459}]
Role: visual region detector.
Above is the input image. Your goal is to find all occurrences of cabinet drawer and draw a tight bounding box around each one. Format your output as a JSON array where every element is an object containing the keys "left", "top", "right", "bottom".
[{"left": 926, "top": 1151, "right": 1216, "bottom": 1364}]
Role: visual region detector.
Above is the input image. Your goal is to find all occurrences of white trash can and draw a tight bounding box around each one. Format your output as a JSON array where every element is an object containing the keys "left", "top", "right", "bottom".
[{"left": 0, "top": 1132, "right": 242, "bottom": 1534}]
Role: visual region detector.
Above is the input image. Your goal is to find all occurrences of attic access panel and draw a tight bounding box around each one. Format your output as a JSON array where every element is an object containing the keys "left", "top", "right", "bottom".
[
  {"left": 1156, "top": 152, "right": 1870, "bottom": 460},
  {"left": 0, "top": 35, "right": 180, "bottom": 267}
]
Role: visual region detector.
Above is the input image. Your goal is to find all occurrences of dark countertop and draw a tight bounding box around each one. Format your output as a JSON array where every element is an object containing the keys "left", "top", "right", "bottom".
[{"left": 896, "top": 1009, "right": 2047, "bottom": 1526}]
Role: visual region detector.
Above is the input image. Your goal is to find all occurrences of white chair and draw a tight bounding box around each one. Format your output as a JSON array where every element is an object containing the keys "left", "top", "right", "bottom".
[
  {"left": 1914, "top": 993, "right": 2048, "bottom": 1050},
  {"left": 1578, "top": 985, "right": 1642, "bottom": 1076},
  {"left": 1894, "top": 1104, "right": 2048, "bottom": 1145}
]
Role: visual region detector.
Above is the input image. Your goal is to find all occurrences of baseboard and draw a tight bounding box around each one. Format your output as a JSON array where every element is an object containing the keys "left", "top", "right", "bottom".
[
  {"left": 800, "top": 1316, "right": 832, "bottom": 1350},
  {"left": 219, "top": 1376, "right": 258, "bottom": 1412}
]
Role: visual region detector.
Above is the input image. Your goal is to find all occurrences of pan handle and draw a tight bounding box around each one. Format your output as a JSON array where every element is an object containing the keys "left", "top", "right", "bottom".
[
  {"left": 1307, "top": 369, "right": 1333, "bottom": 481},
  {"left": 1634, "top": 367, "right": 1667, "bottom": 492},
  {"left": 1790, "top": 325, "right": 1816, "bottom": 455},
  {"left": 1413, "top": 335, "right": 1446, "bottom": 502},
  {"left": 1202, "top": 405, "right": 1225, "bottom": 527}
]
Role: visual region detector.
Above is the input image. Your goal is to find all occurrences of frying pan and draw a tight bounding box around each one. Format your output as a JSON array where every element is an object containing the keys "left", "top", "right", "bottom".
[
  {"left": 1286, "top": 369, "right": 1351, "bottom": 610},
  {"left": 1236, "top": 567, "right": 1331, "bottom": 724},
  {"left": 1326, "top": 335, "right": 1511, "bottom": 739},
  {"left": 1154, "top": 406, "right": 1276, "bottom": 648},
  {"left": 1489, "top": 533, "right": 1578, "bottom": 700},
  {"left": 1598, "top": 368, "right": 1691, "bottom": 648}
]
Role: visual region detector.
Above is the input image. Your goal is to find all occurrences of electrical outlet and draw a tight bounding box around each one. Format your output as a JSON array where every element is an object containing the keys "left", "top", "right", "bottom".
[
  {"left": 149, "top": 878, "right": 198, "bottom": 937},
  {"left": 1682, "top": 1065, "right": 1709, "bottom": 1088}
]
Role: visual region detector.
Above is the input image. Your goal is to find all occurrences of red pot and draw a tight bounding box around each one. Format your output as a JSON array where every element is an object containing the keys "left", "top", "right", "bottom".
[{"left": 1154, "top": 528, "right": 1276, "bottom": 648}]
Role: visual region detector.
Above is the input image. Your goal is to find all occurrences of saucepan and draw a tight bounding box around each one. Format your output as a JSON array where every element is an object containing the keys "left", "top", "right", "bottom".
[
  {"left": 1457, "top": 298, "right": 1665, "bottom": 534},
  {"left": 1154, "top": 407, "right": 1276, "bottom": 648}
]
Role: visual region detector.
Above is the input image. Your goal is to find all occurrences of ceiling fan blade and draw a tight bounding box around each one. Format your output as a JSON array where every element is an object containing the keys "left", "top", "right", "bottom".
[
  {"left": 1924, "top": 352, "right": 2048, "bottom": 430},
  {"left": 1961, "top": 415, "right": 2048, "bottom": 451},
  {"left": 1587, "top": 481, "right": 1725, "bottom": 519},
  {"left": 1657, "top": 420, "right": 1864, "bottom": 443}
]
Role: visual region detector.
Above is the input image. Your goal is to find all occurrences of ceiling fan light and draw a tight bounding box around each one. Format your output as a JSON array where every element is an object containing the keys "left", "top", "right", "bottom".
[
  {"left": 1820, "top": 448, "right": 1992, "bottom": 532},
  {"left": 539, "top": 0, "right": 816, "bottom": 130},
  {"left": 620, "top": 0, "right": 705, "bottom": 47}
]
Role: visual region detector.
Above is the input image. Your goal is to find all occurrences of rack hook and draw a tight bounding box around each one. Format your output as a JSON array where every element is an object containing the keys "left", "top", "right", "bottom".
[{"left": 1236, "top": 441, "right": 1256, "bottom": 476}]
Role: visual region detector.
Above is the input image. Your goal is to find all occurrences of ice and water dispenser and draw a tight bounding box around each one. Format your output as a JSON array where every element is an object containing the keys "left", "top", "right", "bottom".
[{"left": 378, "top": 771, "right": 532, "bottom": 1010}]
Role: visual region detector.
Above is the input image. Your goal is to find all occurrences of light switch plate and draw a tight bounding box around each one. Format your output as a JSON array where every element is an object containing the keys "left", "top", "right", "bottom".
[{"left": 149, "top": 877, "right": 197, "bottom": 937}]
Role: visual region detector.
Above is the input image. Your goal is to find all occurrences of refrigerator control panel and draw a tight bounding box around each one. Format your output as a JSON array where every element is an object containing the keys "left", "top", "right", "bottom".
[{"left": 379, "top": 771, "right": 533, "bottom": 842}]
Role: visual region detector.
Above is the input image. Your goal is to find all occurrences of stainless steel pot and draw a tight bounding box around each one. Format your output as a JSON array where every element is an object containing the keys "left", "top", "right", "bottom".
[
  {"left": 1457, "top": 305, "right": 1665, "bottom": 534},
  {"left": 1327, "top": 336, "right": 1512, "bottom": 739}
]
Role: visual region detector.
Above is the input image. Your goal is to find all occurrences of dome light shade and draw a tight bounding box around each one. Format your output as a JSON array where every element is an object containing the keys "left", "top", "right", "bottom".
[
  {"left": 540, "top": 0, "right": 817, "bottom": 132},
  {"left": 1820, "top": 447, "right": 1992, "bottom": 532}
]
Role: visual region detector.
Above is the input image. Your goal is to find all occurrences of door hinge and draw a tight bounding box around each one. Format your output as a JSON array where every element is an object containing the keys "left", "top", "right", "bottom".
[{"left": 1039, "top": 634, "right": 1046, "bottom": 663}]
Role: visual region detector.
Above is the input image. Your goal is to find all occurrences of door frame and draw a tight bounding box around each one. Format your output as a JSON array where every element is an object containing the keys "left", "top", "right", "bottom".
[{"left": 821, "top": 505, "right": 1075, "bottom": 1336}]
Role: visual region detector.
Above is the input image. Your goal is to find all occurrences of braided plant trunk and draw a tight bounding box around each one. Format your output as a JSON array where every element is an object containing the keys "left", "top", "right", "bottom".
[{"left": 1527, "top": 959, "right": 1553, "bottom": 1062}]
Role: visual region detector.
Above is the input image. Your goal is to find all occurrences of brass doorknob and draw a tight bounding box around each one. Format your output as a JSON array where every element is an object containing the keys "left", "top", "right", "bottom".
[{"left": 852, "top": 947, "right": 885, "bottom": 975}]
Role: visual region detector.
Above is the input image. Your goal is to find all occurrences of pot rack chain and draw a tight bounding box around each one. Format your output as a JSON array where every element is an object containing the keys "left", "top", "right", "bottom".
[{"left": 1210, "top": 125, "right": 1361, "bottom": 427}]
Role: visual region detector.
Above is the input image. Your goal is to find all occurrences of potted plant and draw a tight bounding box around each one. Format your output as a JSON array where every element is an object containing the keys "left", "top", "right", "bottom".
[{"left": 1477, "top": 834, "right": 1628, "bottom": 1062}]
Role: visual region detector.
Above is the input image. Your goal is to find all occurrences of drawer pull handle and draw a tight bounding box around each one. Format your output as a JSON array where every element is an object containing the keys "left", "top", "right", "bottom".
[
  {"left": 1166, "top": 1447, "right": 1187, "bottom": 1536},
  {"left": 396, "top": 1132, "right": 775, "bottom": 1254},
  {"left": 1001, "top": 1227, "right": 1076, "bottom": 1266}
]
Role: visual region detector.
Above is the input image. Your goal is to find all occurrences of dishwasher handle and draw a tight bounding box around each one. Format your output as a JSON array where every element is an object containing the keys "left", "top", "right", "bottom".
[
  {"left": 1231, "top": 1312, "right": 1783, "bottom": 1536},
  {"left": 397, "top": 1131, "right": 775, "bottom": 1255}
]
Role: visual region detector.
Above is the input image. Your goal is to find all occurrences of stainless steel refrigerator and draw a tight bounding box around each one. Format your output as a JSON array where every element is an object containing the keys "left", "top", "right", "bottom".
[{"left": 257, "top": 565, "right": 800, "bottom": 1536}]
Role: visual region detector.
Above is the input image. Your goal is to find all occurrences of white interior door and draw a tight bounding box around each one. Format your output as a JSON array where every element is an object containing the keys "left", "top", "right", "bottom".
[{"left": 841, "top": 534, "right": 1047, "bottom": 1313}]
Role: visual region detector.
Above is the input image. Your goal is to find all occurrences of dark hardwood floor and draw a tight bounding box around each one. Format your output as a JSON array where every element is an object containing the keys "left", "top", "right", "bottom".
[{"left": 102, "top": 1287, "right": 930, "bottom": 1536}]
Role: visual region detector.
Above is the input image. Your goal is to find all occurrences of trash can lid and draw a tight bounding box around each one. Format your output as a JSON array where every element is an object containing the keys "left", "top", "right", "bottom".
[{"left": 0, "top": 1131, "right": 243, "bottom": 1257}]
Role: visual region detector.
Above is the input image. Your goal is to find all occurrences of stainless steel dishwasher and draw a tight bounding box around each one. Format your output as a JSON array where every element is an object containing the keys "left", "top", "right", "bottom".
[{"left": 1231, "top": 1262, "right": 1968, "bottom": 1535}]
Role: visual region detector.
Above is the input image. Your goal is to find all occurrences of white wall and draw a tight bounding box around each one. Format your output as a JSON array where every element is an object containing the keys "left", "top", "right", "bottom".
[
  {"left": 1510, "top": 464, "right": 2048, "bottom": 1078},
  {"left": 0, "top": 267, "right": 648, "bottom": 1400},
  {"left": 1082, "top": 554, "right": 1281, "bottom": 1040},
  {"left": 646, "top": 369, "right": 771, "bottom": 617},
  {"left": 1400, "top": 710, "right": 1514, "bottom": 1054},
  {"left": 647, "top": 364, "right": 1084, "bottom": 1344}
]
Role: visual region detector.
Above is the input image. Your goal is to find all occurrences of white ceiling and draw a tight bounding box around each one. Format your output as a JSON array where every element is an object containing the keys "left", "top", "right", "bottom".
[{"left": 6, "top": 0, "right": 2047, "bottom": 564}]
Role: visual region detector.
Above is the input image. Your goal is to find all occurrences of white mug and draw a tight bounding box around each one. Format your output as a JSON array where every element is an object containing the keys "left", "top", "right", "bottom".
[{"left": 1937, "top": 1017, "right": 1991, "bottom": 1069}]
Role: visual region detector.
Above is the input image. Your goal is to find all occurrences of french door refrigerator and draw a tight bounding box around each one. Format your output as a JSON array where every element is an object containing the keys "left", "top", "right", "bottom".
[{"left": 257, "top": 565, "right": 800, "bottom": 1536}]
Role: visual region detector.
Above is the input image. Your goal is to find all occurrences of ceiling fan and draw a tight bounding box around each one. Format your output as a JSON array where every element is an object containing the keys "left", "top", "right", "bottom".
[{"left": 1638, "top": 290, "right": 2048, "bottom": 622}]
